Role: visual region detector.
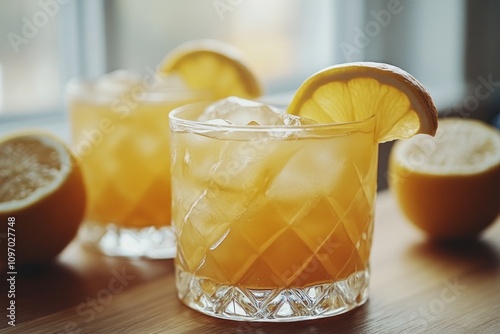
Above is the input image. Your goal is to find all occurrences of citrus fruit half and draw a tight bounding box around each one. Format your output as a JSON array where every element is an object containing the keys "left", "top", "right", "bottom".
[
  {"left": 0, "top": 131, "right": 86, "bottom": 266},
  {"left": 389, "top": 118, "right": 500, "bottom": 239}
]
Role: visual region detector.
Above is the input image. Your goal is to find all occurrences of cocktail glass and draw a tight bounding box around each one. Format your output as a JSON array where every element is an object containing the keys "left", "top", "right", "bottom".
[
  {"left": 170, "top": 98, "right": 378, "bottom": 321},
  {"left": 67, "top": 70, "right": 210, "bottom": 258}
]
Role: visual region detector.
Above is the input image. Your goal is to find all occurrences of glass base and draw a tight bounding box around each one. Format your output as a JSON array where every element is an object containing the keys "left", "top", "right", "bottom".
[
  {"left": 176, "top": 267, "right": 369, "bottom": 322},
  {"left": 78, "top": 222, "right": 176, "bottom": 259}
]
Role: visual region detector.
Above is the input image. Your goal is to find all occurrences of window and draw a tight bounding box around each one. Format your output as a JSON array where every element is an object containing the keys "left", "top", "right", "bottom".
[
  {"left": 1, "top": 0, "right": 498, "bottom": 124},
  {"left": 103, "top": 0, "right": 338, "bottom": 94},
  {"left": 0, "top": 0, "right": 341, "bottom": 122},
  {"left": 0, "top": 0, "right": 64, "bottom": 116},
  {"left": 358, "top": 0, "right": 466, "bottom": 105}
]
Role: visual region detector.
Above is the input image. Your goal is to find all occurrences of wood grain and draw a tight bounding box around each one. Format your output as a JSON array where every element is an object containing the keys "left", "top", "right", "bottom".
[{"left": 1, "top": 191, "right": 499, "bottom": 333}]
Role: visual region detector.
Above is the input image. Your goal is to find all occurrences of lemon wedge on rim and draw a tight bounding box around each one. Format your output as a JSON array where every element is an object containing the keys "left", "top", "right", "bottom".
[{"left": 288, "top": 62, "right": 438, "bottom": 143}]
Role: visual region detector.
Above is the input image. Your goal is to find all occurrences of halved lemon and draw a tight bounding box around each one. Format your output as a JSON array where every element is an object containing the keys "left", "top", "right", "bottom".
[
  {"left": 389, "top": 118, "right": 500, "bottom": 239},
  {"left": 288, "top": 62, "right": 438, "bottom": 143},
  {"left": 159, "top": 39, "right": 262, "bottom": 99},
  {"left": 0, "top": 131, "right": 86, "bottom": 266}
]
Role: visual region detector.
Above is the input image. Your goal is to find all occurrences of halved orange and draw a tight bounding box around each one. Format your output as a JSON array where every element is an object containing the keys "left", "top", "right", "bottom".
[
  {"left": 0, "top": 131, "right": 86, "bottom": 266},
  {"left": 389, "top": 118, "right": 500, "bottom": 239},
  {"left": 288, "top": 62, "right": 438, "bottom": 143},
  {"left": 159, "top": 39, "right": 262, "bottom": 99}
]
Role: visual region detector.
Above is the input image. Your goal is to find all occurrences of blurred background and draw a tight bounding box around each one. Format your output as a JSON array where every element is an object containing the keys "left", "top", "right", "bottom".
[{"left": 0, "top": 0, "right": 499, "bottom": 186}]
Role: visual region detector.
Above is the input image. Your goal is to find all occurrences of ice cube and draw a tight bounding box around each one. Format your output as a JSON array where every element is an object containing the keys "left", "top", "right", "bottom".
[
  {"left": 95, "top": 70, "right": 141, "bottom": 94},
  {"left": 209, "top": 138, "right": 270, "bottom": 191},
  {"left": 182, "top": 187, "right": 250, "bottom": 237},
  {"left": 272, "top": 113, "right": 318, "bottom": 126},
  {"left": 179, "top": 132, "right": 227, "bottom": 184},
  {"left": 205, "top": 119, "right": 234, "bottom": 126},
  {"left": 148, "top": 73, "right": 187, "bottom": 92},
  {"left": 268, "top": 114, "right": 318, "bottom": 139},
  {"left": 198, "top": 97, "right": 281, "bottom": 125},
  {"left": 266, "top": 140, "right": 346, "bottom": 202}
]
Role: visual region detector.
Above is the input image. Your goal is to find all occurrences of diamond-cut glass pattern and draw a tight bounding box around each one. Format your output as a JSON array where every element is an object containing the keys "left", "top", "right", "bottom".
[
  {"left": 172, "top": 115, "right": 378, "bottom": 320},
  {"left": 177, "top": 267, "right": 369, "bottom": 321}
]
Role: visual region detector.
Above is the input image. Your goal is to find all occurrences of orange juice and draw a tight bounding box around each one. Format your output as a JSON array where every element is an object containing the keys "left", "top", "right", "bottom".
[
  {"left": 170, "top": 98, "right": 378, "bottom": 320},
  {"left": 68, "top": 70, "right": 210, "bottom": 258}
]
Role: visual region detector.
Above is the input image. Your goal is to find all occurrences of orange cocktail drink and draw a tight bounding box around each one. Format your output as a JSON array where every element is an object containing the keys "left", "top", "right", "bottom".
[
  {"left": 68, "top": 70, "right": 209, "bottom": 258},
  {"left": 170, "top": 98, "right": 378, "bottom": 321}
]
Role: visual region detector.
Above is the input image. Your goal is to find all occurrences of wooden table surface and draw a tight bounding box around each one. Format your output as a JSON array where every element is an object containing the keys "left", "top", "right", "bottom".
[{"left": 1, "top": 191, "right": 499, "bottom": 333}]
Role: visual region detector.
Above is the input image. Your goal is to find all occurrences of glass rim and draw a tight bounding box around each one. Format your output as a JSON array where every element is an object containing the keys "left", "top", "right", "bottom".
[
  {"left": 65, "top": 77, "right": 212, "bottom": 102},
  {"left": 169, "top": 100, "right": 376, "bottom": 133}
]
